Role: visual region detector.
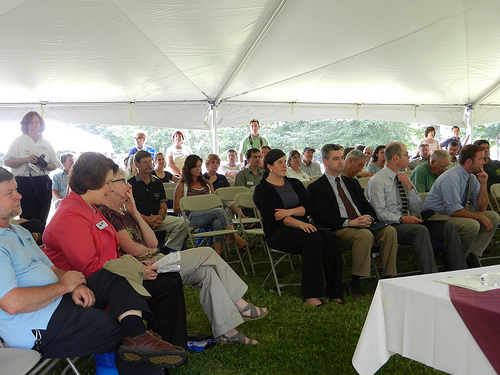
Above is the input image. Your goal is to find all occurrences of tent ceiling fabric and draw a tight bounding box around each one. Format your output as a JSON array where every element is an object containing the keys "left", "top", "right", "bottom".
[{"left": 1, "top": 0, "right": 500, "bottom": 128}]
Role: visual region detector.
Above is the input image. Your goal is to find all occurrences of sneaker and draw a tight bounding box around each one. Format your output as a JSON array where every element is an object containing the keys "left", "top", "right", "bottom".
[{"left": 118, "top": 330, "right": 187, "bottom": 368}]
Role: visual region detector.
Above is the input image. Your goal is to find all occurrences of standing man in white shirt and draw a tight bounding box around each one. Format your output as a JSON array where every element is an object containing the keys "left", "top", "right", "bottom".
[{"left": 238, "top": 119, "right": 268, "bottom": 163}]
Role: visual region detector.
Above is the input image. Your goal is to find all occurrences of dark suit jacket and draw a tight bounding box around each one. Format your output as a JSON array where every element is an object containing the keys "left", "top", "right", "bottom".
[{"left": 307, "top": 174, "right": 377, "bottom": 230}]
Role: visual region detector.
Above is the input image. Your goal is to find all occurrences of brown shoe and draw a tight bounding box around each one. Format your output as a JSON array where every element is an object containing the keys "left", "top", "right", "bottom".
[{"left": 118, "top": 330, "right": 186, "bottom": 368}]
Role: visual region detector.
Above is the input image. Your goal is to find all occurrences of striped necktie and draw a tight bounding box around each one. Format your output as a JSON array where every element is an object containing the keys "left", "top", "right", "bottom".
[{"left": 396, "top": 176, "right": 409, "bottom": 215}]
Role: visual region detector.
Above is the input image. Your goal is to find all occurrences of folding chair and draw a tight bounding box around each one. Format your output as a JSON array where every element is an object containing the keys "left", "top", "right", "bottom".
[
  {"left": 0, "top": 337, "right": 81, "bottom": 375},
  {"left": 215, "top": 186, "right": 259, "bottom": 227},
  {"left": 357, "top": 177, "right": 370, "bottom": 189},
  {"left": 163, "top": 183, "right": 177, "bottom": 214},
  {"left": 301, "top": 180, "right": 314, "bottom": 188},
  {"left": 179, "top": 194, "right": 247, "bottom": 275},
  {"left": 234, "top": 192, "right": 300, "bottom": 295},
  {"left": 475, "top": 183, "right": 500, "bottom": 266}
]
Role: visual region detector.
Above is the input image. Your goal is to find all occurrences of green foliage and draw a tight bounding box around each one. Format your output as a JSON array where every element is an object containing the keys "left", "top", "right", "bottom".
[{"left": 473, "top": 123, "right": 500, "bottom": 147}]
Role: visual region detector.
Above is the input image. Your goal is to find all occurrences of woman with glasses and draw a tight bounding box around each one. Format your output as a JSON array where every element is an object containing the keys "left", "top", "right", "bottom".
[
  {"left": 99, "top": 168, "right": 267, "bottom": 345},
  {"left": 43, "top": 152, "right": 188, "bottom": 350},
  {"left": 286, "top": 150, "right": 312, "bottom": 181}
]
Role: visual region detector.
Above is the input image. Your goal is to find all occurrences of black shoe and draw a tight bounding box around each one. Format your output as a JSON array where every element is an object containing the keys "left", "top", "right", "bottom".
[{"left": 348, "top": 285, "right": 364, "bottom": 298}]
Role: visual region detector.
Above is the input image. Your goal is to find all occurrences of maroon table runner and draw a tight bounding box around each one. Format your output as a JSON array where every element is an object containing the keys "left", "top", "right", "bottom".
[{"left": 449, "top": 285, "right": 500, "bottom": 373}]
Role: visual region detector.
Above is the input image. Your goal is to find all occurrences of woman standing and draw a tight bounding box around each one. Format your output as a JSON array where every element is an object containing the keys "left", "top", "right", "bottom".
[
  {"left": 152, "top": 152, "right": 179, "bottom": 183},
  {"left": 4, "top": 111, "right": 58, "bottom": 225},
  {"left": 253, "top": 149, "right": 343, "bottom": 306},
  {"left": 420, "top": 126, "right": 441, "bottom": 153},
  {"left": 173, "top": 154, "right": 247, "bottom": 256},
  {"left": 366, "top": 145, "right": 386, "bottom": 173},
  {"left": 166, "top": 131, "right": 192, "bottom": 177},
  {"left": 286, "top": 150, "right": 312, "bottom": 181}
]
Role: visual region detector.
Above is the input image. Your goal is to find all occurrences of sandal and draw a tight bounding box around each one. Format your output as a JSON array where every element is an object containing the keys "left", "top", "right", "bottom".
[
  {"left": 217, "top": 332, "right": 258, "bottom": 345},
  {"left": 239, "top": 303, "right": 268, "bottom": 321}
]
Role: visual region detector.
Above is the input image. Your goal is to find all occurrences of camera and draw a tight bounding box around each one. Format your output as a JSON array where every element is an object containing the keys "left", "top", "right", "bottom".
[{"left": 34, "top": 154, "right": 48, "bottom": 168}]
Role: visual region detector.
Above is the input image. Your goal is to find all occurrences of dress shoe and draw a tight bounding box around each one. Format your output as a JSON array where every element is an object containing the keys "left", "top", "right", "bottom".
[
  {"left": 118, "top": 330, "right": 186, "bottom": 368},
  {"left": 348, "top": 285, "right": 364, "bottom": 298}
]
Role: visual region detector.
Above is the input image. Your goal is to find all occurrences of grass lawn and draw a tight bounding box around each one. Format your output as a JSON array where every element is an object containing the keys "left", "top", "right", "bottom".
[{"left": 45, "top": 241, "right": 481, "bottom": 375}]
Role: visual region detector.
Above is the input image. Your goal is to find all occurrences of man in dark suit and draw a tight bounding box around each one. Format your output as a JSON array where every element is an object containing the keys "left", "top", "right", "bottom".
[{"left": 308, "top": 145, "right": 398, "bottom": 296}]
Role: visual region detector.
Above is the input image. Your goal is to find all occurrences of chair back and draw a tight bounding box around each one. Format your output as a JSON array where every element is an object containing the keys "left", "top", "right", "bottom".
[
  {"left": 301, "top": 179, "right": 314, "bottom": 188},
  {"left": 163, "top": 183, "right": 177, "bottom": 200},
  {"left": 179, "top": 194, "right": 222, "bottom": 213},
  {"left": 234, "top": 192, "right": 256, "bottom": 210},
  {"left": 490, "top": 183, "right": 500, "bottom": 212},
  {"left": 215, "top": 186, "right": 249, "bottom": 201},
  {"left": 418, "top": 192, "right": 429, "bottom": 205},
  {"left": 357, "top": 176, "right": 371, "bottom": 189}
]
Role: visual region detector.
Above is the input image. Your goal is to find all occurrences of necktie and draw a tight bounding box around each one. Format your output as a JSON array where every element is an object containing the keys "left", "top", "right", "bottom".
[
  {"left": 336, "top": 177, "right": 357, "bottom": 220},
  {"left": 465, "top": 176, "right": 472, "bottom": 210},
  {"left": 396, "top": 176, "right": 409, "bottom": 215}
]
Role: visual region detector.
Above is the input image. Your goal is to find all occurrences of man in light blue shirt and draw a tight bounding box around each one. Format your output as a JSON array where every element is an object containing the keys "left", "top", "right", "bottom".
[
  {"left": 422, "top": 144, "right": 499, "bottom": 258},
  {"left": 51, "top": 153, "right": 74, "bottom": 200},
  {"left": 0, "top": 167, "right": 186, "bottom": 373},
  {"left": 366, "top": 142, "right": 466, "bottom": 272}
]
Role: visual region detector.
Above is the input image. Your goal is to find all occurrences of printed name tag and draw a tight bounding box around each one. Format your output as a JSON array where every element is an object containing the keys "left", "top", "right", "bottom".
[{"left": 96, "top": 221, "right": 108, "bottom": 230}]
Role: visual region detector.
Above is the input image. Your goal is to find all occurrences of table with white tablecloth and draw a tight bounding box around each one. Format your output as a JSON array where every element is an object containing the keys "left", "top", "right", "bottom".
[{"left": 352, "top": 265, "right": 500, "bottom": 374}]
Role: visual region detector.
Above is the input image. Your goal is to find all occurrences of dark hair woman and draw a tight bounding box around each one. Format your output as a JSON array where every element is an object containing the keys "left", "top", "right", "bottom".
[
  {"left": 366, "top": 145, "right": 386, "bottom": 174},
  {"left": 173, "top": 154, "right": 246, "bottom": 256},
  {"left": 253, "top": 149, "right": 343, "bottom": 306}
]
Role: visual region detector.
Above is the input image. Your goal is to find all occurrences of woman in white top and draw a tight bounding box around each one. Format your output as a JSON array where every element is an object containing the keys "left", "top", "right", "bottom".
[
  {"left": 166, "top": 131, "right": 192, "bottom": 177},
  {"left": 286, "top": 150, "right": 312, "bottom": 181},
  {"left": 420, "top": 126, "right": 441, "bottom": 153},
  {"left": 3, "top": 111, "right": 58, "bottom": 225}
]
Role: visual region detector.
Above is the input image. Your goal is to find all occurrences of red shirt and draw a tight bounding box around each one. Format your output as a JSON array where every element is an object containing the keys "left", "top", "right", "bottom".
[{"left": 43, "top": 192, "right": 119, "bottom": 278}]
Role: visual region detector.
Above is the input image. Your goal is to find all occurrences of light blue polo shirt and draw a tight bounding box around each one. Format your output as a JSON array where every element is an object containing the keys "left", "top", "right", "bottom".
[{"left": 0, "top": 224, "right": 61, "bottom": 349}]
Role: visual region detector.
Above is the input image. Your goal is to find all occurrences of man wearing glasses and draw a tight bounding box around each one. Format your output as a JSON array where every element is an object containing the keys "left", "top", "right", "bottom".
[
  {"left": 128, "top": 151, "right": 186, "bottom": 252},
  {"left": 128, "top": 131, "right": 155, "bottom": 158},
  {"left": 366, "top": 142, "right": 466, "bottom": 272}
]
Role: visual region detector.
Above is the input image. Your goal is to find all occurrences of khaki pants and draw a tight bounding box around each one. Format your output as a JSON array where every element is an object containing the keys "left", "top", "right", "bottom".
[
  {"left": 334, "top": 226, "right": 398, "bottom": 277},
  {"left": 426, "top": 210, "right": 500, "bottom": 256}
]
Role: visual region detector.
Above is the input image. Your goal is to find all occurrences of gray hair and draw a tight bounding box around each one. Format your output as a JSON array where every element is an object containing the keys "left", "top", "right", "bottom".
[
  {"left": 431, "top": 150, "right": 450, "bottom": 162},
  {"left": 345, "top": 149, "right": 365, "bottom": 162},
  {"left": 0, "top": 167, "right": 14, "bottom": 184}
]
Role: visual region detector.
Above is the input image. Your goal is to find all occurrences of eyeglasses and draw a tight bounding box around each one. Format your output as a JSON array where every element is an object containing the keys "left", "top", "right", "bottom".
[
  {"left": 111, "top": 178, "right": 128, "bottom": 184},
  {"left": 134, "top": 136, "right": 144, "bottom": 140},
  {"left": 399, "top": 153, "right": 409, "bottom": 157},
  {"left": 139, "top": 160, "right": 152, "bottom": 165}
]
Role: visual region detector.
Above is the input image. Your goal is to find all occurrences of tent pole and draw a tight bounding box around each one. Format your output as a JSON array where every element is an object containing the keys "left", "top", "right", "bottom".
[
  {"left": 465, "top": 105, "right": 472, "bottom": 145},
  {"left": 212, "top": 105, "right": 219, "bottom": 154}
]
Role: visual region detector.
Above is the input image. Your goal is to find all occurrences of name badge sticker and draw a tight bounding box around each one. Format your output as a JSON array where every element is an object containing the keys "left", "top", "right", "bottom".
[{"left": 96, "top": 221, "right": 108, "bottom": 230}]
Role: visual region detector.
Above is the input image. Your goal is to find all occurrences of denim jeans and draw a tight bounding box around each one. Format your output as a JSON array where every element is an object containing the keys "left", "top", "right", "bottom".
[{"left": 188, "top": 208, "right": 228, "bottom": 243}]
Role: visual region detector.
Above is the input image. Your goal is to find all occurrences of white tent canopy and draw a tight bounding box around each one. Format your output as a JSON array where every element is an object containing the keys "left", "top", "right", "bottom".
[{"left": 1, "top": 0, "right": 500, "bottom": 131}]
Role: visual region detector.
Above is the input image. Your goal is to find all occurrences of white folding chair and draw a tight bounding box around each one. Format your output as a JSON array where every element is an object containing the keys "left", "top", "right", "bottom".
[
  {"left": 0, "top": 337, "right": 80, "bottom": 375},
  {"left": 215, "top": 186, "right": 259, "bottom": 227},
  {"left": 234, "top": 192, "right": 300, "bottom": 295},
  {"left": 475, "top": 184, "right": 500, "bottom": 266},
  {"left": 163, "top": 183, "right": 177, "bottom": 214},
  {"left": 179, "top": 194, "right": 247, "bottom": 275}
]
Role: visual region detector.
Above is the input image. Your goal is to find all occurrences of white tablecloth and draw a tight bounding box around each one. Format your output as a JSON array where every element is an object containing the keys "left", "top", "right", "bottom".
[{"left": 352, "top": 265, "right": 499, "bottom": 375}]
